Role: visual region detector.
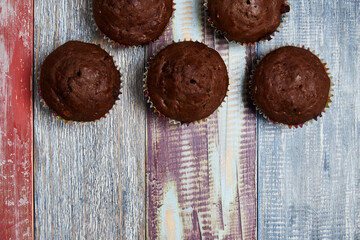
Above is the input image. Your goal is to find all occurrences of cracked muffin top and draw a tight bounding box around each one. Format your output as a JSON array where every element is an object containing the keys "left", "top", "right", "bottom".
[
  {"left": 207, "top": 0, "right": 290, "bottom": 43},
  {"left": 251, "top": 46, "right": 331, "bottom": 126},
  {"left": 93, "top": 0, "right": 174, "bottom": 46},
  {"left": 40, "top": 41, "right": 121, "bottom": 122},
  {"left": 146, "top": 41, "right": 229, "bottom": 123}
]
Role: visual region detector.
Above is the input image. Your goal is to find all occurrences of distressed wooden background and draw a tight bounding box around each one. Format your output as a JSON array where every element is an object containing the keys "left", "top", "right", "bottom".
[{"left": 1, "top": 0, "right": 360, "bottom": 239}]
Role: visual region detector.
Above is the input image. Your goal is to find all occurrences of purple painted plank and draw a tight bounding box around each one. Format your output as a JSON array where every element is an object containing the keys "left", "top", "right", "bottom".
[{"left": 146, "top": 3, "right": 257, "bottom": 239}]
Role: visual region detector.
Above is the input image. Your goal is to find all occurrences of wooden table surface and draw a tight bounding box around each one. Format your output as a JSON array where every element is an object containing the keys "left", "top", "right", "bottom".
[{"left": 1, "top": 0, "right": 359, "bottom": 239}]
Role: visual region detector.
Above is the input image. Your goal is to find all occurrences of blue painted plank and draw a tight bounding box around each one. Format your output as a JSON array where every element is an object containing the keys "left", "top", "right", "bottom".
[
  {"left": 258, "top": 1, "right": 360, "bottom": 239},
  {"left": 33, "top": 0, "right": 146, "bottom": 239}
]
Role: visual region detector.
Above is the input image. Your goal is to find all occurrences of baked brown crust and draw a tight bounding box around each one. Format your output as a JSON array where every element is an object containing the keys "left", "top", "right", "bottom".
[
  {"left": 207, "top": 0, "right": 290, "bottom": 43},
  {"left": 93, "top": 0, "right": 173, "bottom": 46},
  {"left": 40, "top": 41, "right": 121, "bottom": 122},
  {"left": 147, "top": 41, "right": 229, "bottom": 123},
  {"left": 251, "top": 46, "right": 331, "bottom": 125}
]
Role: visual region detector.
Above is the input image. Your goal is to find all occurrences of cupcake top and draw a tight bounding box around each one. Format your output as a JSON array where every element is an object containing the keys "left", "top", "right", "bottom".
[
  {"left": 40, "top": 41, "right": 121, "bottom": 122},
  {"left": 93, "top": 0, "right": 174, "bottom": 46},
  {"left": 146, "top": 41, "right": 229, "bottom": 123},
  {"left": 207, "top": 0, "right": 290, "bottom": 43},
  {"left": 251, "top": 46, "right": 331, "bottom": 126}
]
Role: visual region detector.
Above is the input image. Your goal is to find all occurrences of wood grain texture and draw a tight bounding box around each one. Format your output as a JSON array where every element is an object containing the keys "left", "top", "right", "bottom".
[
  {"left": 257, "top": 1, "right": 360, "bottom": 239},
  {"left": 33, "top": 0, "right": 146, "bottom": 239},
  {"left": 0, "top": 0, "right": 34, "bottom": 239},
  {"left": 146, "top": 0, "right": 257, "bottom": 239}
]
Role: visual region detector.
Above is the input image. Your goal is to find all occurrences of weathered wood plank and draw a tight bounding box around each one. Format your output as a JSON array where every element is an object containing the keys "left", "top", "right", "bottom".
[
  {"left": 146, "top": 0, "right": 257, "bottom": 239},
  {"left": 0, "top": 0, "right": 34, "bottom": 239},
  {"left": 258, "top": 1, "right": 360, "bottom": 239},
  {"left": 33, "top": 0, "right": 146, "bottom": 239}
]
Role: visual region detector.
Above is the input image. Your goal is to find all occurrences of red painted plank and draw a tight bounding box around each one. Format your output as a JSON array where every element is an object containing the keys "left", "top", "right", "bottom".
[{"left": 0, "top": 0, "right": 34, "bottom": 239}]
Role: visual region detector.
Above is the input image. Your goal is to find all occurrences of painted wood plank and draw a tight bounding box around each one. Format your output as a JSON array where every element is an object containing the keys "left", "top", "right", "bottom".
[
  {"left": 33, "top": 0, "right": 146, "bottom": 239},
  {"left": 258, "top": 1, "right": 360, "bottom": 239},
  {"left": 146, "top": 0, "right": 257, "bottom": 239},
  {"left": 0, "top": 0, "right": 34, "bottom": 239}
]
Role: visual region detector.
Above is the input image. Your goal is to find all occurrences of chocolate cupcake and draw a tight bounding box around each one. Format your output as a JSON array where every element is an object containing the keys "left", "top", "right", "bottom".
[
  {"left": 39, "top": 41, "right": 121, "bottom": 122},
  {"left": 145, "top": 41, "right": 229, "bottom": 123},
  {"left": 93, "top": 0, "right": 174, "bottom": 46},
  {"left": 206, "top": 0, "right": 290, "bottom": 44},
  {"left": 251, "top": 46, "right": 332, "bottom": 126}
]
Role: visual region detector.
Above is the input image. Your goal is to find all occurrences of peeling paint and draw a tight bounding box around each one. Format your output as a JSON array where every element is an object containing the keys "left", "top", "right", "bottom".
[{"left": 159, "top": 183, "right": 183, "bottom": 240}]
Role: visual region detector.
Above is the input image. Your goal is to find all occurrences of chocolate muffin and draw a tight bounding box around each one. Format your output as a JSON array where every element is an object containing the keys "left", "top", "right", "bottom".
[
  {"left": 251, "top": 46, "right": 331, "bottom": 126},
  {"left": 93, "top": 0, "right": 174, "bottom": 46},
  {"left": 40, "top": 41, "right": 121, "bottom": 122},
  {"left": 207, "top": 0, "right": 290, "bottom": 43},
  {"left": 146, "top": 41, "right": 229, "bottom": 123}
]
